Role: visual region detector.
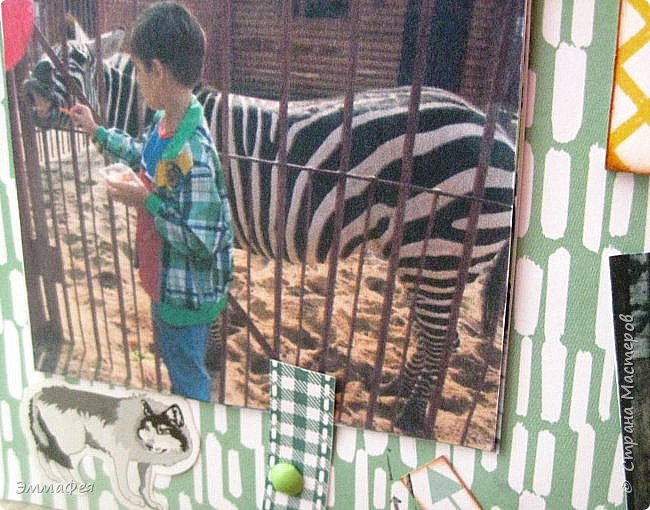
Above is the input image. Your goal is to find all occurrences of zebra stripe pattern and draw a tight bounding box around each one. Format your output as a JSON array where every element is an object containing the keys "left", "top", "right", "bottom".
[
  {"left": 23, "top": 30, "right": 143, "bottom": 137},
  {"left": 24, "top": 38, "right": 516, "bottom": 435}
]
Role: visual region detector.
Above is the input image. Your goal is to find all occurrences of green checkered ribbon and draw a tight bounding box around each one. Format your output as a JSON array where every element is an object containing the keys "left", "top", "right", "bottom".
[{"left": 263, "top": 360, "right": 336, "bottom": 510}]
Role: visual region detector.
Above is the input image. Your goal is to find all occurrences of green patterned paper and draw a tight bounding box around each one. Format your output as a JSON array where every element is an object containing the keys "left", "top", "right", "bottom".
[{"left": 0, "top": 1, "right": 640, "bottom": 508}]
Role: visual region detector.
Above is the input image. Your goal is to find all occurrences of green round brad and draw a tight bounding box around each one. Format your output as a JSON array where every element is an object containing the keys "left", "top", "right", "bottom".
[{"left": 269, "top": 462, "right": 304, "bottom": 496}]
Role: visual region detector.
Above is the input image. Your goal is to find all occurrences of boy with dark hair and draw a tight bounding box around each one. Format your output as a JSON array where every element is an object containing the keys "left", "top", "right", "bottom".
[{"left": 70, "top": 1, "right": 233, "bottom": 402}]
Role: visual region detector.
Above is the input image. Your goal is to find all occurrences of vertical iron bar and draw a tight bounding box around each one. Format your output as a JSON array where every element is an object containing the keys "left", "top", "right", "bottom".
[
  {"left": 83, "top": 138, "right": 116, "bottom": 375},
  {"left": 426, "top": 0, "right": 520, "bottom": 430},
  {"left": 123, "top": 208, "right": 148, "bottom": 387},
  {"left": 133, "top": 0, "right": 144, "bottom": 134},
  {"left": 294, "top": 173, "right": 314, "bottom": 367},
  {"left": 217, "top": 0, "right": 233, "bottom": 404},
  {"left": 52, "top": 131, "right": 87, "bottom": 375},
  {"left": 335, "top": 179, "right": 377, "bottom": 421},
  {"left": 219, "top": 299, "right": 232, "bottom": 402},
  {"left": 389, "top": 190, "right": 440, "bottom": 432},
  {"left": 244, "top": 250, "right": 253, "bottom": 407},
  {"left": 272, "top": 0, "right": 292, "bottom": 356},
  {"left": 460, "top": 345, "right": 492, "bottom": 444},
  {"left": 95, "top": 2, "right": 107, "bottom": 122},
  {"left": 218, "top": 0, "right": 232, "bottom": 190},
  {"left": 7, "top": 67, "right": 48, "bottom": 333},
  {"left": 69, "top": 133, "right": 106, "bottom": 379},
  {"left": 318, "top": 0, "right": 361, "bottom": 373},
  {"left": 365, "top": 0, "right": 437, "bottom": 429},
  {"left": 106, "top": 200, "right": 133, "bottom": 386},
  {"left": 38, "top": 131, "right": 76, "bottom": 362},
  {"left": 12, "top": 58, "right": 66, "bottom": 368}
]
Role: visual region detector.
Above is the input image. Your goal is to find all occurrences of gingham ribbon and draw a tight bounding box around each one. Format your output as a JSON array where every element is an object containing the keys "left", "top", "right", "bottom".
[{"left": 263, "top": 360, "right": 335, "bottom": 510}]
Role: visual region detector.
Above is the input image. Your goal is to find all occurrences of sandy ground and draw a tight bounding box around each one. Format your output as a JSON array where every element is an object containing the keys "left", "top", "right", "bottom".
[{"left": 31, "top": 130, "right": 506, "bottom": 449}]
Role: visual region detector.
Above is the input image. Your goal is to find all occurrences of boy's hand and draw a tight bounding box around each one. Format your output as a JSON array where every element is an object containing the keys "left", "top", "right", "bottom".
[
  {"left": 106, "top": 180, "right": 150, "bottom": 208},
  {"left": 69, "top": 104, "right": 99, "bottom": 135}
]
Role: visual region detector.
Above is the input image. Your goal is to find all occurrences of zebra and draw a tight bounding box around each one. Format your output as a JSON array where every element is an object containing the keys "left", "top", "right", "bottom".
[
  {"left": 23, "top": 28, "right": 144, "bottom": 138},
  {"left": 21, "top": 31, "right": 516, "bottom": 436}
]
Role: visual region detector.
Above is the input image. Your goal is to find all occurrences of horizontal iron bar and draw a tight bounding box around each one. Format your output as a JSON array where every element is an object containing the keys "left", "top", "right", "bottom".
[{"left": 226, "top": 152, "right": 513, "bottom": 209}]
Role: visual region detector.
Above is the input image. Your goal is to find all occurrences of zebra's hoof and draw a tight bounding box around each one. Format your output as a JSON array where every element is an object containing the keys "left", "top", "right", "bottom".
[
  {"left": 395, "top": 402, "right": 426, "bottom": 434},
  {"left": 205, "top": 339, "right": 222, "bottom": 374},
  {"left": 452, "top": 331, "right": 460, "bottom": 351},
  {"left": 205, "top": 355, "right": 220, "bottom": 374},
  {"left": 379, "top": 377, "right": 410, "bottom": 397}
]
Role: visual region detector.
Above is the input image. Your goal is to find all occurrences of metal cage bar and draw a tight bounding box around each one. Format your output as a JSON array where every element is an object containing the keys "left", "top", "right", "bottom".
[{"left": 365, "top": 0, "right": 438, "bottom": 429}]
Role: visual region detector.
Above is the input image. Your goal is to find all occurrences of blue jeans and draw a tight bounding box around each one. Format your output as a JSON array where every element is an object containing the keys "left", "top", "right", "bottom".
[{"left": 151, "top": 303, "right": 212, "bottom": 402}]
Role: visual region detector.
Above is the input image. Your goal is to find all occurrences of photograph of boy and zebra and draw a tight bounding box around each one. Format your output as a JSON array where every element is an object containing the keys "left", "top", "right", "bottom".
[{"left": 9, "top": 0, "right": 528, "bottom": 449}]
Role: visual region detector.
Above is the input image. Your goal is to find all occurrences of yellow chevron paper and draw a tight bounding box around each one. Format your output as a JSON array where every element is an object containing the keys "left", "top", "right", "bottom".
[{"left": 607, "top": 0, "right": 650, "bottom": 173}]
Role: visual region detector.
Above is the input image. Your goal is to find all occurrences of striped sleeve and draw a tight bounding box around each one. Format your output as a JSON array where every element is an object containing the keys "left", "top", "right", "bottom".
[{"left": 93, "top": 126, "right": 145, "bottom": 170}]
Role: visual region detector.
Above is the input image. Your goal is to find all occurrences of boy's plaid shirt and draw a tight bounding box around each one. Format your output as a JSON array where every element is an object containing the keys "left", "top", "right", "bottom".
[{"left": 95, "top": 99, "right": 233, "bottom": 312}]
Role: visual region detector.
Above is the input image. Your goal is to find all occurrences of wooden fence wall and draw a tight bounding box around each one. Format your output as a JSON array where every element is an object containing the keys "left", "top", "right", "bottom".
[
  {"left": 35, "top": 0, "right": 522, "bottom": 108},
  {"left": 229, "top": 0, "right": 407, "bottom": 99}
]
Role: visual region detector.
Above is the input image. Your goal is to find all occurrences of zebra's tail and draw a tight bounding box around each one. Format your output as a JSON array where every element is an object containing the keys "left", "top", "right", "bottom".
[{"left": 481, "top": 242, "right": 511, "bottom": 340}]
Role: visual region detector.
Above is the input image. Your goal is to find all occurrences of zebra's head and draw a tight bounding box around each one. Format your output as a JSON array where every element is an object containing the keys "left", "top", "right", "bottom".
[{"left": 22, "top": 28, "right": 126, "bottom": 130}]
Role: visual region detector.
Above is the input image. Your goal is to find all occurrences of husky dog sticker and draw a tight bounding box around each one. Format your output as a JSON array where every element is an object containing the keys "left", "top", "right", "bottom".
[{"left": 22, "top": 382, "right": 200, "bottom": 510}]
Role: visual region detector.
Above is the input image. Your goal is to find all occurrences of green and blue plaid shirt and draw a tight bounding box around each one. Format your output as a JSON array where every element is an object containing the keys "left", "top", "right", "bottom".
[{"left": 94, "top": 96, "right": 233, "bottom": 325}]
